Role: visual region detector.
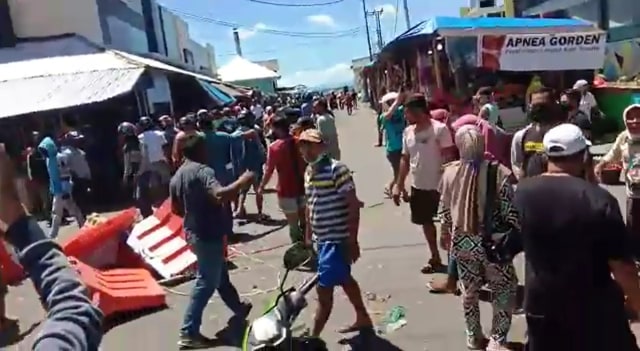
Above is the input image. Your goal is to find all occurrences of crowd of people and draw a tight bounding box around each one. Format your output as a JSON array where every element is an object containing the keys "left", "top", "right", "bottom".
[
  {"left": 3, "top": 77, "right": 640, "bottom": 350},
  {"left": 374, "top": 82, "right": 640, "bottom": 351}
]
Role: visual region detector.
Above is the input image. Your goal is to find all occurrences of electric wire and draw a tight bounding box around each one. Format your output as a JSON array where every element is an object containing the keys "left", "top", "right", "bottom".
[
  {"left": 168, "top": 8, "right": 363, "bottom": 38},
  {"left": 393, "top": 0, "right": 399, "bottom": 36},
  {"left": 244, "top": 0, "right": 345, "bottom": 6}
]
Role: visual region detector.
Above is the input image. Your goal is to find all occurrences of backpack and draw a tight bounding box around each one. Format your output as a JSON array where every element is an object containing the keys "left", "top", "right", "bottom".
[{"left": 520, "top": 126, "right": 548, "bottom": 178}]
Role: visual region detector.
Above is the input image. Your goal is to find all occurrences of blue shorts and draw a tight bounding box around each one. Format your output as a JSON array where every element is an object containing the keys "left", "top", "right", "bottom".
[{"left": 317, "top": 241, "right": 351, "bottom": 288}]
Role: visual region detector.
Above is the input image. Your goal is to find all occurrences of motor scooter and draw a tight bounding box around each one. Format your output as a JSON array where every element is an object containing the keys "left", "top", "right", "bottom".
[{"left": 242, "top": 267, "right": 326, "bottom": 350}]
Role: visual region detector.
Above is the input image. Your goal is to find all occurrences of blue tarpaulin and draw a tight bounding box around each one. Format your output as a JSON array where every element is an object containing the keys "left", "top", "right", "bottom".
[
  {"left": 383, "top": 16, "right": 599, "bottom": 53},
  {"left": 197, "top": 80, "right": 236, "bottom": 105}
]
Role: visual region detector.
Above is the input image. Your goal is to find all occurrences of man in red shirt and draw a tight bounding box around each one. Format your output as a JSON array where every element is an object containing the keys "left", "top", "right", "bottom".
[{"left": 257, "top": 116, "right": 307, "bottom": 243}]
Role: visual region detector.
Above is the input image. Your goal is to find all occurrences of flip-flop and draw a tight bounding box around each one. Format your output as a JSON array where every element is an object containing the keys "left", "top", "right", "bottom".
[
  {"left": 420, "top": 259, "right": 444, "bottom": 274},
  {"left": 336, "top": 323, "right": 374, "bottom": 334},
  {"left": 0, "top": 317, "right": 18, "bottom": 332}
]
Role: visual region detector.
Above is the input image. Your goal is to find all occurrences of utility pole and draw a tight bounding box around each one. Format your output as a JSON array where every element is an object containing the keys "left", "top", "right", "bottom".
[
  {"left": 361, "top": 0, "right": 373, "bottom": 61},
  {"left": 367, "top": 8, "right": 384, "bottom": 53},
  {"left": 402, "top": 0, "right": 411, "bottom": 29},
  {"left": 232, "top": 28, "right": 243, "bottom": 57}
]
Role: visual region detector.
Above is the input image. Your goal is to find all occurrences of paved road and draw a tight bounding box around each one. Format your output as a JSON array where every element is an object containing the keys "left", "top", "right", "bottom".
[{"left": 3, "top": 107, "right": 635, "bottom": 350}]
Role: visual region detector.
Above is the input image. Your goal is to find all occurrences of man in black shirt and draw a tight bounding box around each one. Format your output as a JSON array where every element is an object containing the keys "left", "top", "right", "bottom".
[
  {"left": 561, "top": 89, "right": 592, "bottom": 139},
  {"left": 515, "top": 123, "right": 640, "bottom": 351}
]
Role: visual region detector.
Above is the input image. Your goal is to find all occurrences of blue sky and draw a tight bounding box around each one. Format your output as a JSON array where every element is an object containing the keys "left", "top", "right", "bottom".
[{"left": 157, "top": 0, "right": 466, "bottom": 87}]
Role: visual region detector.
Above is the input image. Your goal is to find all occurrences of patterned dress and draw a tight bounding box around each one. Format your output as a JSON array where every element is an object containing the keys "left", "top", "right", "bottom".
[{"left": 440, "top": 179, "right": 519, "bottom": 347}]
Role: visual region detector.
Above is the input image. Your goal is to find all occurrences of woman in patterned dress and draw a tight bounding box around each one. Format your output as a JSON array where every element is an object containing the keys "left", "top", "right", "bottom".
[{"left": 438, "top": 125, "right": 519, "bottom": 351}]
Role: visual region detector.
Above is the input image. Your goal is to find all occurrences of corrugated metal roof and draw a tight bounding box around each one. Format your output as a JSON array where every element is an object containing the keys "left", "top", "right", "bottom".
[
  {"left": 113, "top": 50, "right": 218, "bottom": 82},
  {"left": 0, "top": 52, "right": 144, "bottom": 118}
]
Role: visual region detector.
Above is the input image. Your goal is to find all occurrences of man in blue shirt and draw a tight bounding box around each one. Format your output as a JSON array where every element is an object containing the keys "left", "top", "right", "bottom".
[
  {"left": 170, "top": 134, "right": 254, "bottom": 348},
  {"left": 378, "top": 93, "right": 407, "bottom": 198},
  {"left": 232, "top": 111, "right": 267, "bottom": 219}
]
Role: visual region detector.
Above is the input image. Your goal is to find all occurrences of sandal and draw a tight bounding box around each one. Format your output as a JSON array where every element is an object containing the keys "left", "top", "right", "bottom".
[
  {"left": 383, "top": 188, "right": 392, "bottom": 198},
  {"left": 420, "top": 259, "right": 444, "bottom": 274},
  {"left": 337, "top": 323, "right": 374, "bottom": 334},
  {"left": 0, "top": 317, "right": 18, "bottom": 332}
]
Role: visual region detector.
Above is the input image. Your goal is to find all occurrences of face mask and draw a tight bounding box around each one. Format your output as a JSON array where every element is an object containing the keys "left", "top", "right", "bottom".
[
  {"left": 303, "top": 152, "right": 326, "bottom": 166},
  {"left": 528, "top": 103, "right": 561, "bottom": 124}
]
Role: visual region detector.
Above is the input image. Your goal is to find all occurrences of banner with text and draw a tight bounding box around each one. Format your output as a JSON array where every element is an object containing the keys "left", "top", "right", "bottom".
[{"left": 478, "top": 32, "right": 606, "bottom": 71}]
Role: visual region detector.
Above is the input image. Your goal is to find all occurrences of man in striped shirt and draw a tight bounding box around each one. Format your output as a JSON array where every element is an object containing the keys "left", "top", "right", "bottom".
[{"left": 298, "top": 129, "right": 372, "bottom": 340}]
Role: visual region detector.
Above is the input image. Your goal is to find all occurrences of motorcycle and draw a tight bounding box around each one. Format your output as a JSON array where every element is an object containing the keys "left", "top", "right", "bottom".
[{"left": 242, "top": 265, "right": 325, "bottom": 350}]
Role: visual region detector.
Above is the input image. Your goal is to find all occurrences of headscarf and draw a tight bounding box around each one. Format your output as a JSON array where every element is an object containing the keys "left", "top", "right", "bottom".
[
  {"left": 624, "top": 104, "right": 640, "bottom": 141},
  {"left": 439, "top": 125, "right": 511, "bottom": 234}
]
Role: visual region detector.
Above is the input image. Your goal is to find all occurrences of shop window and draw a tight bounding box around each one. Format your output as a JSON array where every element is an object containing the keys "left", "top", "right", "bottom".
[
  {"left": 608, "top": 0, "right": 640, "bottom": 27},
  {"left": 182, "top": 49, "right": 194, "bottom": 65}
]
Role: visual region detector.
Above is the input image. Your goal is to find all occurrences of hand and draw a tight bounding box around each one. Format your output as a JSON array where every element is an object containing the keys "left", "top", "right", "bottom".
[
  {"left": 440, "top": 232, "right": 451, "bottom": 251},
  {"left": 0, "top": 144, "right": 25, "bottom": 234},
  {"left": 391, "top": 184, "right": 404, "bottom": 206},
  {"left": 348, "top": 240, "right": 361, "bottom": 264},
  {"left": 594, "top": 163, "right": 603, "bottom": 183},
  {"left": 256, "top": 185, "right": 264, "bottom": 198},
  {"left": 303, "top": 236, "right": 312, "bottom": 248}
]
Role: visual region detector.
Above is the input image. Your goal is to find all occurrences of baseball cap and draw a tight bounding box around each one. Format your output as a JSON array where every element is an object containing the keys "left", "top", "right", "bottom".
[
  {"left": 298, "top": 129, "right": 324, "bottom": 144},
  {"left": 573, "top": 79, "right": 589, "bottom": 89},
  {"left": 543, "top": 123, "right": 591, "bottom": 157},
  {"left": 379, "top": 92, "right": 398, "bottom": 104}
]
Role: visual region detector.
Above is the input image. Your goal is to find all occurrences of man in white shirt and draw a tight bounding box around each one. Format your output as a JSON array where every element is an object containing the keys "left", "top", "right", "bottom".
[
  {"left": 392, "top": 93, "right": 458, "bottom": 274},
  {"left": 251, "top": 100, "right": 264, "bottom": 121},
  {"left": 573, "top": 79, "right": 598, "bottom": 119},
  {"left": 137, "top": 116, "right": 170, "bottom": 217}
]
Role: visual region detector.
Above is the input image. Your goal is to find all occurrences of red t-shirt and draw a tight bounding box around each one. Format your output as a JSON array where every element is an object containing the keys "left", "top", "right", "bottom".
[{"left": 266, "top": 138, "right": 306, "bottom": 198}]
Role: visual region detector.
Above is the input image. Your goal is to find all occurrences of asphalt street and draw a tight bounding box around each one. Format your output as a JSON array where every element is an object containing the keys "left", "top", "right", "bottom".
[{"left": 3, "top": 107, "right": 636, "bottom": 350}]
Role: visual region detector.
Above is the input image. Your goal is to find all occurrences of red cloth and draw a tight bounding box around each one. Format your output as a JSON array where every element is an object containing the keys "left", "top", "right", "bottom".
[
  {"left": 451, "top": 114, "right": 512, "bottom": 167},
  {"left": 265, "top": 139, "right": 306, "bottom": 198}
]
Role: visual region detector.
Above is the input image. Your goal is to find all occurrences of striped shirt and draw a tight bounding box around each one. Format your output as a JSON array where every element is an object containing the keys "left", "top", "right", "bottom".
[{"left": 305, "top": 158, "right": 355, "bottom": 242}]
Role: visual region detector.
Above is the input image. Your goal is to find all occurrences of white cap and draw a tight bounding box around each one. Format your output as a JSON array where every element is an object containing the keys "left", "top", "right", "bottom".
[
  {"left": 573, "top": 79, "right": 589, "bottom": 89},
  {"left": 380, "top": 92, "right": 398, "bottom": 104},
  {"left": 543, "top": 123, "right": 592, "bottom": 157}
]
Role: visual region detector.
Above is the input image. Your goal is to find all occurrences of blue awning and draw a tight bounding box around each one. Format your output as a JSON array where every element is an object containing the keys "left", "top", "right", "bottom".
[
  {"left": 197, "top": 80, "right": 235, "bottom": 106},
  {"left": 383, "top": 16, "right": 599, "bottom": 54}
]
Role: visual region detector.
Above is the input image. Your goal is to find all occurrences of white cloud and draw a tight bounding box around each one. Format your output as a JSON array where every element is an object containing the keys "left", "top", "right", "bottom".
[
  {"left": 279, "top": 63, "right": 353, "bottom": 88},
  {"left": 375, "top": 3, "right": 397, "bottom": 19},
  {"left": 235, "top": 22, "right": 269, "bottom": 40},
  {"left": 306, "top": 14, "right": 337, "bottom": 28}
]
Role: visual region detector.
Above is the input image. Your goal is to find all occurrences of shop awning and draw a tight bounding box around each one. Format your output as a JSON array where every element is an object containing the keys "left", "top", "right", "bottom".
[
  {"left": 211, "top": 82, "right": 251, "bottom": 99},
  {"left": 197, "top": 80, "right": 235, "bottom": 105},
  {"left": 113, "top": 50, "right": 218, "bottom": 82},
  {"left": 0, "top": 52, "right": 144, "bottom": 119},
  {"left": 386, "top": 16, "right": 597, "bottom": 46}
]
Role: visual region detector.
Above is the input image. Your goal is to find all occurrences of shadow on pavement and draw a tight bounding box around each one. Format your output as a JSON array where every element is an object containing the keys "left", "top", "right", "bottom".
[
  {"left": 0, "top": 321, "right": 41, "bottom": 347},
  {"left": 338, "top": 328, "right": 403, "bottom": 351},
  {"left": 103, "top": 305, "right": 167, "bottom": 333},
  {"left": 214, "top": 314, "right": 248, "bottom": 348},
  {"left": 229, "top": 224, "right": 287, "bottom": 244}
]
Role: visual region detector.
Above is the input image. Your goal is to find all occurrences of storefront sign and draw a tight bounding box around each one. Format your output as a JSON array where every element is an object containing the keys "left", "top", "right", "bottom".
[{"left": 478, "top": 32, "right": 606, "bottom": 71}]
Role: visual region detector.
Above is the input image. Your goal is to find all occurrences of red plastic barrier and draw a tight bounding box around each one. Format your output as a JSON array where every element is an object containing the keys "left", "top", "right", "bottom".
[
  {"left": 61, "top": 208, "right": 137, "bottom": 269},
  {"left": 0, "top": 241, "right": 24, "bottom": 286},
  {"left": 69, "top": 257, "right": 166, "bottom": 317}
]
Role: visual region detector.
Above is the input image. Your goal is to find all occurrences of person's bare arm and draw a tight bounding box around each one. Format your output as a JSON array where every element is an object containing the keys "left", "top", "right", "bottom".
[
  {"left": 334, "top": 164, "right": 360, "bottom": 241},
  {"left": 602, "top": 198, "right": 640, "bottom": 312},
  {"left": 258, "top": 145, "right": 276, "bottom": 190},
  {"left": 200, "top": 166, "right": 254, "bottom": 203},
  {"left": 382, "top": 99, "right": 401, "bottom": 120}
]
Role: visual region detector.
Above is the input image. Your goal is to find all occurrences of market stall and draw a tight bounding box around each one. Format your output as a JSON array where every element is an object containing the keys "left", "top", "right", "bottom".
[{"left": 377, "top": 16, "right": 607, "bottom": 131}]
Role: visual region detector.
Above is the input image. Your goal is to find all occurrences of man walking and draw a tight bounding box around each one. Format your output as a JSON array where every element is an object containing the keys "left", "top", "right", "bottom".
[
  {"left": 516, "top": 124, "right": 640, "bottom": 351},
  {"left": 298, "top": 129, "right": 372, "bottom": 344},
  {"left": 170, "top": 134, "right": 254, "bottom": 348},
  {"left": 392, "top": 93, "right": 457, "bottom": 273}
]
